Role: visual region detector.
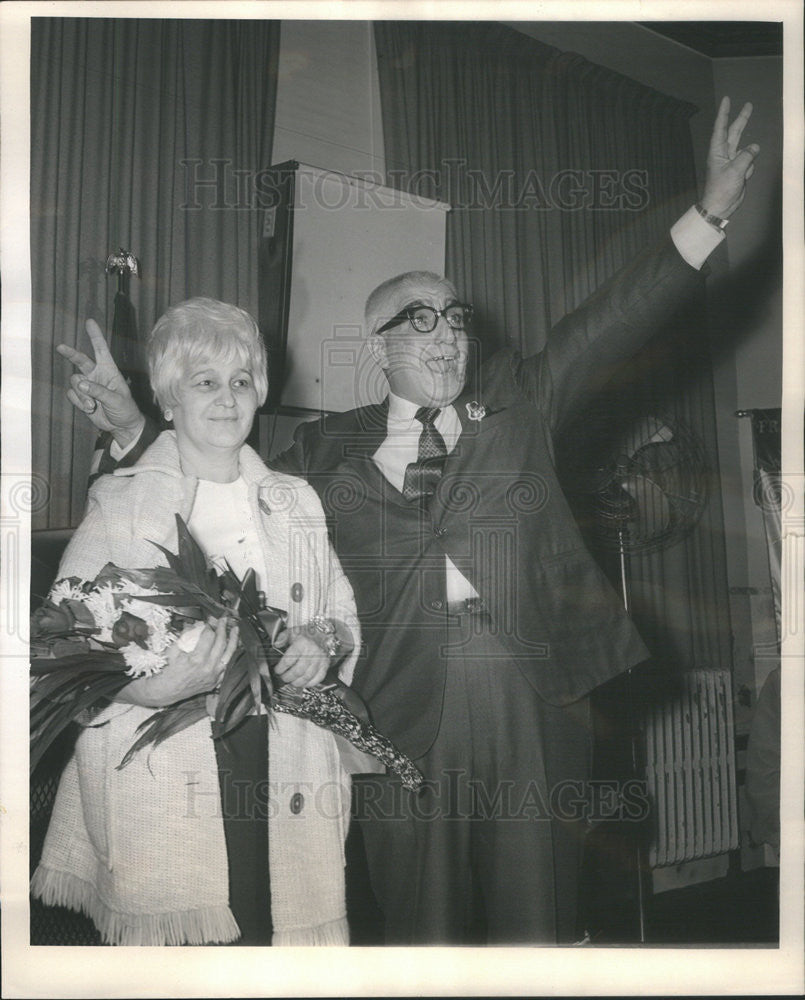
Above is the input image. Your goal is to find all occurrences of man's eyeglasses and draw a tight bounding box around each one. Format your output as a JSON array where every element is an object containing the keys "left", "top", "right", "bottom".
[{"left": 375, "top": 303, "right": 473, "bottom": 336}]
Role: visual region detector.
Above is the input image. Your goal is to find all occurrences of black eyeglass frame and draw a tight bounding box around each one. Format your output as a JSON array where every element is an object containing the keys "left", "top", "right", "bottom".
[{"left": 375, "top": 302, "right": 473, "bottom": 336}]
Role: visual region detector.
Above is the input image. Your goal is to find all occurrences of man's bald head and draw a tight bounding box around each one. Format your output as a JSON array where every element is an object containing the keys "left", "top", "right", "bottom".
[{"left": 364, "top": 271, "right": 459, "bottom": 337}]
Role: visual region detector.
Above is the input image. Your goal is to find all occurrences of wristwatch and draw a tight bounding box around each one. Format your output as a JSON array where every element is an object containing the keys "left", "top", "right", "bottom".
[
  {"left": 694, "top": 202, "right": 729, "bottom": 231},
  {"left": 309, "top": 616, "right": 341, "bottom": 658}
]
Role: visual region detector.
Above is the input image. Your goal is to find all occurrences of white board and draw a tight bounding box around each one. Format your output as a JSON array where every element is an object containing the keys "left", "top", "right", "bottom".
[{"left": 280, "top": 163, "right": 449, "bottom": 412}]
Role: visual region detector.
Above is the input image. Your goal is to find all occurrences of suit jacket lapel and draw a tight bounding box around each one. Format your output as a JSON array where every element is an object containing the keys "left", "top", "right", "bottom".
[
  {"left": 339, "top": 400, "right": 388, "bottom": 458},
  {"left": 342, "top": 399, "right": 421, "bottom": 510},
  {"left": 452, "top": 390, "right": 510, "bottom": 442}
]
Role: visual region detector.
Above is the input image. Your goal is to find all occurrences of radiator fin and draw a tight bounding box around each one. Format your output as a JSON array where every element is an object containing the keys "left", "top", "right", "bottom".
[{"left": 645, "top": 669, "right": 739, "bottom": 867}]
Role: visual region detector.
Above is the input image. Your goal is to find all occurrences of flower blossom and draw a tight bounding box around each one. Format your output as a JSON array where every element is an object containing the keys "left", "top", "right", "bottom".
[
  {"left": 49, "top": 578, "right": 87, "bottom": 605},
  {"left": 120, "top": 642, "right": 167, "bottom": 677},
  {"left": 82, "top": 584, "right": 121, "bottom": 642},
  {"left": 120, "top": 596, "right": 173, "bottom": 653}
]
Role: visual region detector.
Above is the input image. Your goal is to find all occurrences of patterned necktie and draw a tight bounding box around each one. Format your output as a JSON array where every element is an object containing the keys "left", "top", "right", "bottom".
[{"left": 402, "top": 407, "right": 448, "bottom": 501}]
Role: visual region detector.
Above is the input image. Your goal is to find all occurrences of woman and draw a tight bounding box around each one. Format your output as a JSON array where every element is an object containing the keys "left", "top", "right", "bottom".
[{"left": 31, "top": 298, "right": 363, "bottom": 946}]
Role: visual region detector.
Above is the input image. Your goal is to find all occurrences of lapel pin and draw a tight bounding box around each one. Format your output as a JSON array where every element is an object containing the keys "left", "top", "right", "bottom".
[{"left": 466, "top": 401, "right": 486, "bottom": 422}]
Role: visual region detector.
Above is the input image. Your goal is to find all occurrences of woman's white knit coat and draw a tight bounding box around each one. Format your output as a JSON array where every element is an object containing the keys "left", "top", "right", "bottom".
[{"left": 31, "top": 432, "right": 362, "bottom": 946}]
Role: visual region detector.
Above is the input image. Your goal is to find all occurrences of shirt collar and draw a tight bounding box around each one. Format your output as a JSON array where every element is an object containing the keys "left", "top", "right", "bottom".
[
  {"left": 379, "top": 393, "right": 463, "bottom": 457},
  {"left": 386, "top": 392, "right": 425, "bottom": 429}
]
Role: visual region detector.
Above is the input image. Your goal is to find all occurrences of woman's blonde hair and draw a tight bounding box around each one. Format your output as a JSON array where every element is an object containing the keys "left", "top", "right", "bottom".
[{"left": 147, "top": 297, "right": 268, "bottom": 409}]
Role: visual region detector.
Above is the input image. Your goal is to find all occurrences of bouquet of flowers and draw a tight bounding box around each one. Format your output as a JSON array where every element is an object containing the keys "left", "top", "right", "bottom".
[{"left": 30, "top": 515, "right": 423, "bottom": 789}]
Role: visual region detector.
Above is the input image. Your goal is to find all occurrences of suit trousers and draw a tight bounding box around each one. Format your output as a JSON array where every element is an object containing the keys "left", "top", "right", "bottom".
[{"left": 356, "top": 613, "right": 591, "bottom": 944}]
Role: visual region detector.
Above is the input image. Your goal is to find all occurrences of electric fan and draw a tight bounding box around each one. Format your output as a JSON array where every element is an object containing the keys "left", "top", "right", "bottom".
[
  {"left": 587, "top": 412, "right": 709, "bottom": 558},
  {"left": 564, "top": 408, "right": 711, "bottom": 942}
]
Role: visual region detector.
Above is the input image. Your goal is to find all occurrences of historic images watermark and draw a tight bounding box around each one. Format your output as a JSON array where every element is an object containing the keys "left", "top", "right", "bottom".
[
  {"left": 184, "top": 770, "right": 651, "bottom": 824},
  {"left": 180, "top": 158, "right": 651, "bottom": 214},
  {"left": 353, "top": 775, "right": 651, "bottom": 824}
]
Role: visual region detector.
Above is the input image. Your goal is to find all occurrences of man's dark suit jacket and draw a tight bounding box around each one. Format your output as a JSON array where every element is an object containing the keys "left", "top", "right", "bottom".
[
  {"left": 120, "top": 235, "right": 703, "bottom": 760},
  {"left": 270, "top": 236, "right": 704, "bottom": 758}
]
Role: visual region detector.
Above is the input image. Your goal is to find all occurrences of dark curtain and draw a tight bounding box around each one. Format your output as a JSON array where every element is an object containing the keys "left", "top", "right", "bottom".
[
  {"left": 374, "top": 20, "right": 732, "bottom": 676},
  {"left": 31, "top": 18, "right": 280, "bottom": 528},
  {"left": 375, "top": 22, "right": 556, "bottom": 357}
]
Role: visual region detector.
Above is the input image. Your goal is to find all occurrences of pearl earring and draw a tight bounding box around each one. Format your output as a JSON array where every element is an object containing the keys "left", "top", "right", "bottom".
[{"left": 164, "top": 408, "right": 173, "bottom": 422}]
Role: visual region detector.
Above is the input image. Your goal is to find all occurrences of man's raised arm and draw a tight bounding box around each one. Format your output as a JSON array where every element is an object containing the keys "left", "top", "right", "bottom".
[
  {"left": 670, "top": 96, "right": 758, "bottom": 269},
  {"left": 514, "top": 96, "right": 760, "bottom": 429}
]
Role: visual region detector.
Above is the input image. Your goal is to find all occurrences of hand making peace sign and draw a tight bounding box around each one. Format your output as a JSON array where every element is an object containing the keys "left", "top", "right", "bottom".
[
  {"left": 57, "top": 318, "right": 146, "bottom": 447},
  {"left": 700, "top": 96, "right": 760, "bottom": 220}
]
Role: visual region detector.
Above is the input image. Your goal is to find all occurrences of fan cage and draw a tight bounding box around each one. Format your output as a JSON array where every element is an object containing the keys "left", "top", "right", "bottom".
[{"left": 589, "top": 413, "right": 710, "bottom": 555}]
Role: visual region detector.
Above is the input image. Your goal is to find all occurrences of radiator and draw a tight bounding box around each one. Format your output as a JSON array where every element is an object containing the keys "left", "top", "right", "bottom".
[{"left": 644, "top": 669, "right": 739, "bottom": 867}]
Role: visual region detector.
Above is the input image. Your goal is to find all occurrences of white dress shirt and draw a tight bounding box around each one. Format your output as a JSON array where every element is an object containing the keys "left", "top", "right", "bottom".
[
  {"left": 670, "top": 205, "right": 725, "bottom": 269},
  {"left": 187, "top": 476, "right": 263, "bottom": 586},
  {"left": 371, "top": 394, "right": 461, "bottom": 491},
  {"left": 373, "top": 392, "right": 479, "bottom": 603}
]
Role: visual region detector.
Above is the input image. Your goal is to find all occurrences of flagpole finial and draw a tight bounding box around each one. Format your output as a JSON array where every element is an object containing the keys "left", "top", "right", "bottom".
[{"left": 105, "top": 248, "right": 139, "bottom": 277}]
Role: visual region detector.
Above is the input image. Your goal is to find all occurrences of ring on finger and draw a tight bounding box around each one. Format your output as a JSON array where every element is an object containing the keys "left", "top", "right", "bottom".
[{"left": 85, "top": 398, "right": 97, "bottom": 414}]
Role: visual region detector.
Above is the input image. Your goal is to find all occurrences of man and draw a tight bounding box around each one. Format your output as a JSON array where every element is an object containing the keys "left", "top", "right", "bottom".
[{"left": 59, "top": 98, "right": 759, "bottom": 943}]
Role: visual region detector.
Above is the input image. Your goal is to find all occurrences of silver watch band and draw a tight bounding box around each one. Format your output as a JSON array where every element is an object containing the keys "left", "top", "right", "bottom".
[
  {"left": 309, "top": 615, "right": 341, "bottom": 657},
  {"left": 694, "top": 201, "right": 729, "bottom": 231}
]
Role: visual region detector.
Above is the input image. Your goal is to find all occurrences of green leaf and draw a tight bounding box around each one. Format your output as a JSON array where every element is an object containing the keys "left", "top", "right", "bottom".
[
  {"left": 253, "top": 608, "right": 287, "bottom": 647},
  {"left": 117, "top": 696, "right": 208, "bottom": 770},
  {"left": 124, "top": 591, "right": 223, "bottom": 619},
  {"left": 235, "top": 617, "right": 271, "bottom": 710},
  {"left": 237, "top": 568, "right": 262, "bottom": 617},
  {"left": 91, "top": 562, "right": 128, "bottom": 588},
  {"left": 61, "top": 598, "right": 96, "bottom": 628},
  {"left": 50, "top": 671, "right": 130, "bottom": 711},
  {"left": 217, "top": 565, "right": 242, "bottom": 598},
  {"left": 31, "top": 635, "right": 92, "bottom": 659},
  {"left": 123, "top": 566, "right": 191, "bottom": 591},
  {"left": 175, "top": 515, "right": 219, "bottom": 599},
  {"left": 214, "top": 685, "right": 258, "bottom": 740},
  {"left": 30, "top": 670, "right": 132, "bottom": 774},
  {"left": 31, "top": 703, "right": 81, "bottom": 773},
  {"left": 30, "top": 650, "right": 127, "bottom": 677},
  {"left": 141, "top": 542, "right": 185, "bottom": 579},
  {"left": 128, "top": 595, "right": 207, "bottom": 614},
  {"left": 215, "top": 649, "right": 253, "bottom": 727}
]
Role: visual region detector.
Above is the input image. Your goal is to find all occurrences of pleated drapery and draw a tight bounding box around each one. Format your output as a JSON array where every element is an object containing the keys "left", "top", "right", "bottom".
[
  {"left": 31, "top": 18, "right": 280, "bottom": 528},
  {"left": 374, "top": 21, "right": 733, "bottom": 676}
]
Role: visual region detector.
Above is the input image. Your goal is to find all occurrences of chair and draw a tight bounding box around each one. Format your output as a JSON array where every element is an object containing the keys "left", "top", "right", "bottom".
[{"left": 30, "top": 529, "right": 102, "bottom": 945}]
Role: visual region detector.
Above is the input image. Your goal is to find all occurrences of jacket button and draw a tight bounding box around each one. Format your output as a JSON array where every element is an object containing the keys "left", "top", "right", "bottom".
[
  {"left": 291, "top": 582, "right": 304, "bottom": 603},
  {"left": 290, "top": 792, "right": 304, "bottom": 814},
  {"left": 430, "top": 600, "right": 443, "bottom": 611}
]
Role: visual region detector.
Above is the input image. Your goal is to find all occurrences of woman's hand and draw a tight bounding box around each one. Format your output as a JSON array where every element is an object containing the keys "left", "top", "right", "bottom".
[
  {"left": 274, "top": 619, "right": 355, "bottom": 689},
  {"left": 274, "top": 633, "right": 332, "bottom": 689},
  {"left": 117, "top": 617, "right": 238, "bottom": 709}
]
